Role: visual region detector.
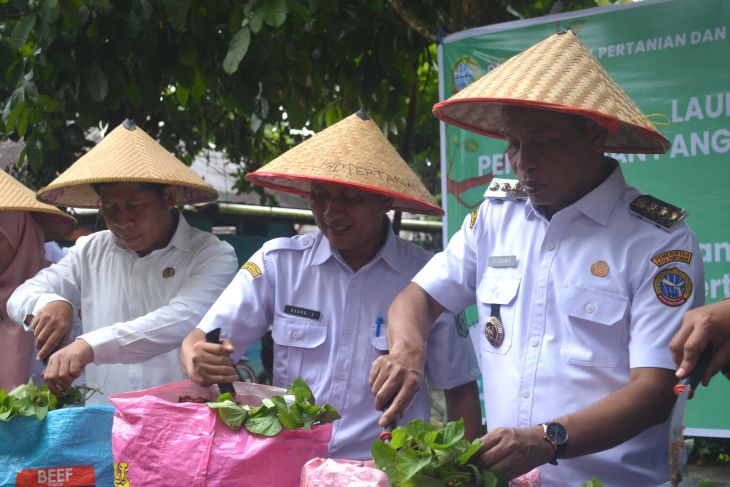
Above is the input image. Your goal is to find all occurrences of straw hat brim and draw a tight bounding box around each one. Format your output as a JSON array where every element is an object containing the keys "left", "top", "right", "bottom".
[
  {"left": 0, "top": 170, "right": 76, "bottom": 241},
  {"left": 38, "top": 178, "right": 218, "bottom": 209},
  {"left": 247, "top": 111, "right": 443, "bottom": 216},
  {"left": 36, "top": 120, "right": 218, "bottom": 208},
  {"left": 434, "top": 98, "right": 670, "bottom": 154},
  {"left": 0, "top": 206, "right": 76, "bottom": 241},
  {"left": 434, "top": 30, "right": 670, "bottom": 155},
  {"left": 247, "top": 172, "right": 445, "bottom": 216}
]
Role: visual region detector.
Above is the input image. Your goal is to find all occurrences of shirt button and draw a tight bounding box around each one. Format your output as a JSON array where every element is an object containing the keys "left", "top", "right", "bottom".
[
  {"left": 545, "top": 241, "right": 555, "bottom": 251},
  {"left": 521, "top": 389, "right": 530, "bottom": 399},
  {"left": 337, "top": 372, "right": 346, "bottom": 380},
  {"left": 585, "top": 303, "right": 596, "bottom": 314},
  {"left": 291, "top": 330, "right": 302, "bottom": 339},
  {"left": 345, "top": 328, "right": 353, "bottom": 335},
  {"left": 529, "top": 336, "right": 539, "bottom": 347}
]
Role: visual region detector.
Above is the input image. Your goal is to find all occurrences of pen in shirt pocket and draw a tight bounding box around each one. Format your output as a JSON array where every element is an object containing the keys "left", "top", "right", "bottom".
[
  {"left": 374, "top": 316, "right": 390, "bottom": 355},
  {"left": 375, "top": 316, "right": 384, "bottom": 337}
]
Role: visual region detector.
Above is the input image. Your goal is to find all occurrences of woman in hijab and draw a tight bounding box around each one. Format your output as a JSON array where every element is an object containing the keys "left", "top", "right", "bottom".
[{"left": 0, "top": 171, "right": 74, "bottom": 391}]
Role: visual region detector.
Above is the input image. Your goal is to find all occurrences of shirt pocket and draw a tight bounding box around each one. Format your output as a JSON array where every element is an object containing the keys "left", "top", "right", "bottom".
[
  {"left": 557, "top": 284, "right": 629, "bottom": 367},
  {"left": 369, "top": 323, "right": 389, "bottom": 365},
  {"left": 271, "top": 315, "right": 327, "bottom": 387},
  {"left": 476, "top": 274, "right": 521, "bottom": 355}
]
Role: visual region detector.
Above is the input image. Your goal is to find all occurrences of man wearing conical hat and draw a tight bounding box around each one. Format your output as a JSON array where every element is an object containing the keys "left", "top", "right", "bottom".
[
  {"left": 180, "top": 110, "right": 481, "bottom": 460},
  {"left": 0, "top": 170, "right": 75, "bottom": 390},
  {"left": 370, "top": 30, "right": 704, "bottom": 486},
  {"left": 7, "top": 120, "right": 238, "bottom": 403}
]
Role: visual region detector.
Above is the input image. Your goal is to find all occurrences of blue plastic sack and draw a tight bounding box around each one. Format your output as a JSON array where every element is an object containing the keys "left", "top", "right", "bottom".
[{"left": 0, "top": 405, "right": 114, "bottom": 487}]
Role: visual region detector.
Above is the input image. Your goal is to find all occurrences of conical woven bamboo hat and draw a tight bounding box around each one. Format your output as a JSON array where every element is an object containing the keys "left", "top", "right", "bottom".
[
  {"left": 434, "top": 30, "right": 670, "bottom": 154},
  {"left": 0, "top": 171, "right": 75, "bottom": 241},
  {"left": 37, "top": 120, "right": 218, "bottom": 208},
  {"left": 247, "top": 111, "right": 443, "bottom": 216}
]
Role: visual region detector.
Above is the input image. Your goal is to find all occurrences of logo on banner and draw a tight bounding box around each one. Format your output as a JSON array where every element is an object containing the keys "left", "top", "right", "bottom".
[
  {"left": 653, "top": 267, "right": 692, "bottom": 307},
  {"left": 451, "top": 55, "right": 481, "bottom": 93}
]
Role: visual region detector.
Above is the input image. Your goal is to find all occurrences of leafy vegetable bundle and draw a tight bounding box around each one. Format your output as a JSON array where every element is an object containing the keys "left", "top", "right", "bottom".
[
  {"left": 0, "top": 380, "right": 98, "bottom": 421},
  {"left": 207, "top": 377, "right": 340, "bottom": 437},
  {"left": 371, "top": 418, "right": 507, "bottom": 487}
]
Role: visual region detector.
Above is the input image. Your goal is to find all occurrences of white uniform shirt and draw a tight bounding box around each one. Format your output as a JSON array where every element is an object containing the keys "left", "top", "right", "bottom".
[
  {"left": 414, "top": 167, "right": 704, "bottom": 487},
  {"left": 196, "top": 225, "right": 480, "bottom": 460},
  {"left": 8, "top": 214, "right": 238, "bottom": 404}
]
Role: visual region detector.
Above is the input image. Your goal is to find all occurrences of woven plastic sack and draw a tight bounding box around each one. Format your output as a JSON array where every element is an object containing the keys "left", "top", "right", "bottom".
[
  {"left": 301, "top": 458, "right": 390, "bottom": 486},
  {"left": 0, "top": 405, "right": 114, "bottom": 487},
  {"left": 110, "top": 380, "right": 331, "bottom": 487},
  {"left": 300, "top": 459, "right": 539, "bottom": 487},
  {"left": 511, "top": 468, "right": 541, "bottom": 487}
]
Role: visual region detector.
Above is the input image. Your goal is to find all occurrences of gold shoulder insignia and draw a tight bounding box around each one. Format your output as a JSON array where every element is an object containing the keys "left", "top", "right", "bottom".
[
  {"left": 629, "top": 195, "right": 687, "bottom": 231},
  {"left": 241, "top": 261, "right": 262, "bottom": 278},
  {"left": 469, "top": 210, "right": 478, "bottom": 229},
  {"left": 483, "top": 178, "right": 527, "bottom": 200}
]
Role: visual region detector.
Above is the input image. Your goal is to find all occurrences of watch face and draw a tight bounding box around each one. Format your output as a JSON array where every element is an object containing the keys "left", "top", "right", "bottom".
[{"left": 546, "top": 422, "right": 568, "bottom": 445}]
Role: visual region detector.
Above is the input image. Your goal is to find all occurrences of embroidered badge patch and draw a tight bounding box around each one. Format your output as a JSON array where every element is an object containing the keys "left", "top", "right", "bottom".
[
  {"left": 455, "top": 311, "right": 469, "bottom": 337},
  {"left": 653, "top": 267, "right": 692, "bottom": 307},
  {"left": 651, "top": 250, "right": 693, "bottom": 267},
  {"left": 241, "top": 261, "right": 262, "bottom": 278},
  {"left": 469, "top": 210, "right": 478, "bottom": 229}
]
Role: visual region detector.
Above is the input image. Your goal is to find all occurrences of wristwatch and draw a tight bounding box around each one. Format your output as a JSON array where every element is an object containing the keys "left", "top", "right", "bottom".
[{"left": 541, "top": 422, "right": 568, "bottom": 465}]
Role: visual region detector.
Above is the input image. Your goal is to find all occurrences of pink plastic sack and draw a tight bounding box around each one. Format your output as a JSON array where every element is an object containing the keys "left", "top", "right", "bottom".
[
  {"left": 510, "top": 468, "right": 541, "bottom": 487},
  {"left": 300, "top": 459, "right": 539, "bottom": 487},
  {"left": 301, "top": 458, "right": 390, "bottom": 487},
  {"left": 110, "top": 380, "right": 331, "bottom": 487}
]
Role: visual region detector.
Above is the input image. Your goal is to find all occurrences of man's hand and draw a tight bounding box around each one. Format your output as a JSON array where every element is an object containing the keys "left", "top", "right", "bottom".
[
  {"left": 473, "top": 426, "right": 555, "bottom": 480},
  {"left": 670, "top": 300, "right": 730, "bottom": 385},
  {"left": 43, "top": 339, "right": 94, "bottom": 395},
  {"left": 369, "top": 346, "right": 426, "bottom": 427},
  {"left": 30, "top": 301, "right": 74, "bottom": 361},
  {"left": 180, "top": 328, "right": 238, "bottom": 385}
]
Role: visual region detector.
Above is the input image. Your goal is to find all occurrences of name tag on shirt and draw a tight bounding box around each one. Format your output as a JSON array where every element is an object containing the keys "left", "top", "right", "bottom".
[
  {"left": 488, "top": 255, "right": 517, "bottom": 268},
  {"left": 284, "top": 305, "right": 321, "bottom": 321}
]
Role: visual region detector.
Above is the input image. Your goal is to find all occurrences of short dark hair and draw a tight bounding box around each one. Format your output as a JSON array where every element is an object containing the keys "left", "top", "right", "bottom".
[{"left": 91, "top": 182, "right": 168, "bottom": 200}]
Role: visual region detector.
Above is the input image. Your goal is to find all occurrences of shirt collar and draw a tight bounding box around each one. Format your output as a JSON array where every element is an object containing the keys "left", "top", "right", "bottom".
[
  {"left": 570, "top": 163, "right": 625, "bottom": 226},
  {"left": 523, "top": 161, "right": 625, "bottom": 226},
  {"left": 310, "top": 218, "right": 402, "bottom": 272}
]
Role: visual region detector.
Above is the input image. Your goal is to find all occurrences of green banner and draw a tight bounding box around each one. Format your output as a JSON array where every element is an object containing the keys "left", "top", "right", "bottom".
[{"left": 438, "top": 0, "right": 730, "bottom": 436}]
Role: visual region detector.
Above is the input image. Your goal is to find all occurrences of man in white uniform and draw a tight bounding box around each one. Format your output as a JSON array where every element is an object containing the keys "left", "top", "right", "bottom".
[
  {"left": 181, "top": 111, "right": 481, "bottom": 460},
  {"left": 8, "top": 119, "right": 238, "bottom": 403},
  {"left": 370, "top": 31, "right": 704, "bottom": 486}
]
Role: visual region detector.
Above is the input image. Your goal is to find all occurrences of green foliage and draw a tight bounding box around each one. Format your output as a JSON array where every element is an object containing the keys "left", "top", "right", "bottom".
[
  {"left": 580, "top": 478, "right": 605, "bottom": 487},
  {"left": 371, "top": 418, "right": 506, "bottom": 487},
  {"left": 207, "top": 377, "right": 340, "bottom": 436},
  {"left": 0, "top": 380, "right": 100, "bottom": 421},
  {"left": 0, "top": 0, "right": 436, "bottom": 196},
  {"left": 689, "top": 437, "right": 730, "bottom": 465}
]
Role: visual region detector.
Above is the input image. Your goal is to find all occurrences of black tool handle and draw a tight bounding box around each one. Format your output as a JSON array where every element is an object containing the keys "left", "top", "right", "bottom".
[
  {"left": 676, "top": 345, "right": 713, "bottom": 398},
  {"left": 204, "top": 328, "right": 236, "bottom": 396}
]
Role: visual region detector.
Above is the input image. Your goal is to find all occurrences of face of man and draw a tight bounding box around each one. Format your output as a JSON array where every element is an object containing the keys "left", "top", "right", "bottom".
[
  {"left": 309, "top": 183, "right": 393, "bottom": 269},
  {"left": 502, "top": 106, "right": 610, "bottom": 217},
  {"left": 99, "top": 183, "right": 176, "bottom": 257}
]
